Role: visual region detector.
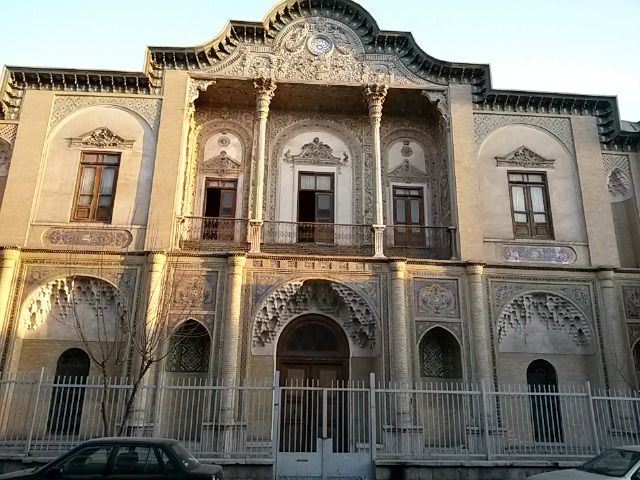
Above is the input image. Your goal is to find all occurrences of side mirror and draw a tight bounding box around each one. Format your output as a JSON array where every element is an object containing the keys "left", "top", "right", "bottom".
[{"left": 45, "top": 466, "right": 62, "bottom": 478}]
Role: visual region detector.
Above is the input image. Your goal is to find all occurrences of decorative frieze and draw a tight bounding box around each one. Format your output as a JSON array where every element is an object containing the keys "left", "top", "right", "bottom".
[
  {"left": 495, "top": 146, "right": 555, "bottom": 169},
  {"left": 623, "top": 286, "right": 640, "bottom": 320},
  {"left": 413, "top": 278, "right": 459, "bottom": 318},
  {"left": 43, "top": 228, "right": 132, "bottom": 248},
  {"left": 502, "top": 245, "right": 576, "bottom": 264},
  {"left": 497, "top": 291, "right": 594, "bottom": 354},
  {"left": 67, "top": 127, "right": 134, "bottom": 150},
  {"left": 50, "top": 96, "right": 162, "bottom": 130},
  {"left": 474, "top": 114, "right": 575, "bottom": 156}
]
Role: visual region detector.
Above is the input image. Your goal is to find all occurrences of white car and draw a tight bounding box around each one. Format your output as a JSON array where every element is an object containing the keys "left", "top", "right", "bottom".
[{"left": 528, "top": 446, "right": 640, "bottom": 479}]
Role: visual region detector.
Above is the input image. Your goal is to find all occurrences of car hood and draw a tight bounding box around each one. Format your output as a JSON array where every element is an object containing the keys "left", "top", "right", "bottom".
[
  {"left": 0, "top": 467, "right": 39, "bottom": 479},
  {"left": 529, "top": 468, "right": 617, "bottom": 479},
  {"left": 192, "top": 463, "right": 223, "bottom": 476}
]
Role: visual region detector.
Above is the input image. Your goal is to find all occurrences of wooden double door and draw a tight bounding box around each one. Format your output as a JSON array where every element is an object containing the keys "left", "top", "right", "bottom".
[{"left": 276, "top": 316, "right": 349, "bottom": 453}]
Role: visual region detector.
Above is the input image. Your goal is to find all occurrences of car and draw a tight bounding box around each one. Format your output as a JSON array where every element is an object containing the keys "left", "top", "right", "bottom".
[
  {"left": 0, "top": 437, "right": 223, "bottom": 479},
  {"left": 528, "top": 446, "right": 640, "bottom": 479}
]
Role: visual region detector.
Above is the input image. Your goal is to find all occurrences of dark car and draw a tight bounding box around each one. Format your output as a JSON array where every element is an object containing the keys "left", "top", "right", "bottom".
[{"left": 0, "top": 438, "right": 223, "bottom": 480}]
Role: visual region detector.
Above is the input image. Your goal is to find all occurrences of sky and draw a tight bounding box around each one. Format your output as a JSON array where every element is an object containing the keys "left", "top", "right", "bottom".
[{"left": 0, "top": 0, "right": 638, "bottom": 120}]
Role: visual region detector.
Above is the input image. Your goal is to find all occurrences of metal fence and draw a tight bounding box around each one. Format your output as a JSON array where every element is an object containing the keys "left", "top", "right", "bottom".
[{"left": 1, "top": 371, "right": 639, "bottom": 462}]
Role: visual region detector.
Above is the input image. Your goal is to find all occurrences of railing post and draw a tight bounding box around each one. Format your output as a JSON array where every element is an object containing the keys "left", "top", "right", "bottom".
[
  {"left": 372, "top": 225, "right": 385, "bottom": 258},
  {"left": 25, "top": 368, "right": 45, "bottom": 455},
  {"left": 271, "top": 370, "right": 280, "bottom": 480},
  {"left": 368, "top": 372, "right": 377, "bottom": 478},
  {"left": 585, "top": 381, "right": 600, "bottom": 454},
  {"left": 152, "top": 372, "right": 165, "bottom": 437},
  {"left": 480, "top": 379, "right": 491, "bottom": 460},
  {"left": 448, "top": 227, "right": 458, "bottom": 259},
  {"left": 249, "top": 220, "right": 262, "bottom": 253}
]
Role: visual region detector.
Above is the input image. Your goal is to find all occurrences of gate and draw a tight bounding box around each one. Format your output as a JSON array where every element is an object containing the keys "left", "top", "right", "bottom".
[{"left": 274, "top": 375, "right": 372, "bottom": 480}]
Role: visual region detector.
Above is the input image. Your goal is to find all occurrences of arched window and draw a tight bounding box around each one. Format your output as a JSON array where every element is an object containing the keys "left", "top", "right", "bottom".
[
  {"left": 167, "top": 320, "right": 210, "bottom": 373},
  {"left": 419, "top": 327, "right": 462, "bottom": 378},
  {"left": 527, "top": 359, "right": 563, "bottom": 443},
  {"left": 47, "top": 348, "right": 90, "bottom": 435}
]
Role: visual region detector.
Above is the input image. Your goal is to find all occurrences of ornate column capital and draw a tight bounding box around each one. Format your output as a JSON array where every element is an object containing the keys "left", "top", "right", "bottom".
[
  {"left": 0, "top": 246, "right": 21, "bottom": 265},
  {"left": 254, "top": 77, "right": 277, "bottom": 120},
  {"left": 390, "top": 260, "right": 407, "bottom": 275},
  {"left": 147, "top": 251, "right": 167, "bottom": 272},
  {"left": 465, "top": 262, "right": 485, "bottom": 276},
  {"left": 186, "top": 77, "right": 215, "bottom": 119},
  {"left": 364, "top": 84, "right": 388, "bottom": 126},
  {"left": 228, "top": 253, "right": 247, "bottom": 269}
]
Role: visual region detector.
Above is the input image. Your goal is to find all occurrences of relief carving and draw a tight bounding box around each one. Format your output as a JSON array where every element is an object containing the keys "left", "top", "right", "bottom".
[
  {"left": 67, "top": 127, "right": 134, "bottom": 150},
  {"left": 283, "top": 137, "right": 349, "bottom": 171},
  {"left": 414, "top": 279, "right": 459, "bottom": 318},
  {"left": 502, "top": 245, "right": 576, "bottom": 264},
  {"left": 623, "top": 286, "right": 640, "bottom": 320},
  {"left": 44, "top": 228, "right": 132, "bottom": 248},
  {"left": 495, "top": 146, "right": 555, "bottom": 169},
  {"left": 497, "top": 291, "right": 593, "bottom": 354},
  {"left": 171, "top": 272, "right": 217, "bottom": 310}
]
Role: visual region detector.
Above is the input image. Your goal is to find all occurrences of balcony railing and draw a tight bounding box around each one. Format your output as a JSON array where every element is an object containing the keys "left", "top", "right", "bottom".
[
  {"left": 384, "top": 225, "right": 455, "bottom": 260},
  {"left": 180, "top": 216, "right": 249, "bottom": 251},
  {"left": 261, "top": 221, "right": 374, "bottom": 255},
  {"left": 179, "top": 217, "right": 456, "bottom": 259}
]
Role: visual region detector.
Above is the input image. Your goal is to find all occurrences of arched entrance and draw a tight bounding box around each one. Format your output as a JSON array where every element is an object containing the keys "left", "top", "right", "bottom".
[
  {"left": 47, "top": 348, "right": 90, "bottom": 435},
  {"left": 276, "top": 315, "right": 350, "bottom": 454},
  {"left": 527, "top": 359, "right": 563, "bottom": 443},
  {"left": 276, "top": 314, "right": 349, "bottom": 386}
]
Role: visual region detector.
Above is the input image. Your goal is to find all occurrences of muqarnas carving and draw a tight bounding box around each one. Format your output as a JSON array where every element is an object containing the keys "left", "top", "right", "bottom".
[
  {"left": 623, "top": 286, "right": 640, "bottom": 320},
  {"left": 252, "top": 279, "right": 377, "bottom": 353},
  {"left": 497, "top": 291, "right": 593, "bottom": 354}
]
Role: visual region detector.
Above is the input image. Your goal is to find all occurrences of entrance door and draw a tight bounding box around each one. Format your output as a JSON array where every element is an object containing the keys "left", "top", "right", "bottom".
[
  {"left": 47, "top": 349, "right": 90, "bottom": 435},
  {"left": 203, "top": 179, "right": 237, "bottom": 240},
  {"left": 527, "top": 359, "right": 563, "bottom": 443},
  {"left": 393, "top": 186, "right": 425, "bottom": 247},
  {"left": 297, "top": 173, "right": 334, "bottom": 243}
]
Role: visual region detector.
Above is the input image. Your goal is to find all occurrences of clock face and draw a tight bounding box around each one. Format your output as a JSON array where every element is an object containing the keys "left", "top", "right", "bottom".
[{"left": 308, "top": 35, "right": 333, "bottom": 56}]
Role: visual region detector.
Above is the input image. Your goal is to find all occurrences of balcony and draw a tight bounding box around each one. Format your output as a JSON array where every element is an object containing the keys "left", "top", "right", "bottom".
[{"left": 179, "top": 217, "right": 456, "bottom": 259}]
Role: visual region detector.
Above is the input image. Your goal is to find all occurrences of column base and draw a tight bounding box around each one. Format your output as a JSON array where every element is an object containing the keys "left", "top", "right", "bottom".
[
  {"left": 372, "top": 225, "right": 386, "bottom": 258},
  {"left": 248, "top": 220, "right": 263, "bottom": 254}
]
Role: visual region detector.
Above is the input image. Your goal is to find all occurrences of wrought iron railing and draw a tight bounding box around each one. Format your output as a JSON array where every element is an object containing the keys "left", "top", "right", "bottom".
[
  {"left": 261, "top": 221, "right": 374, "bottom": 255},
  {"left": 180, "top": 217, "right": 249, "bottom": 250},
  {"left": 384, "top": 225, "right": 455, "bottom": 259}
]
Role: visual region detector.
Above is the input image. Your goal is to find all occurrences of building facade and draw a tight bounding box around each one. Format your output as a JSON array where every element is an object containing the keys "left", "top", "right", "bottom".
[{"left": 0, "top": 0, "right": 640, "bottom": 474}]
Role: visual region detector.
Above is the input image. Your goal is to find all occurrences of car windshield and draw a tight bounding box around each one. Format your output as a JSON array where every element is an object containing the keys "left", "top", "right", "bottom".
[
  {"left": 170, "top": 443, "right": 201, "bottom": 470},
  {"left": 578, "top": 448, "right": 640, "bottom": 477}
]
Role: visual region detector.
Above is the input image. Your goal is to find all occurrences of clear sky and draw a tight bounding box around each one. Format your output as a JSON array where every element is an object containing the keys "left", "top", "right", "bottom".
[{"left": 0, "top": 0, "right": 638, "bottom": 120}]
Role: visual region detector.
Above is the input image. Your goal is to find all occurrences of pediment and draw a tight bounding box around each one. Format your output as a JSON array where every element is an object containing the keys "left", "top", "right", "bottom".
[
  {"left": 495, "top": 146, "right": 555, "bottom": 169},
  {"left": 202, "top": 150, "right": 241, "bottom": 175},
  {"left": 283, "top": 137, "right": 349, "bottom": 170},
  {"left": 388, "top": 160, "right": 428, "bottom": 183},
  {"left": 67, "top": 127, "right": 134, "bottom": 150}
]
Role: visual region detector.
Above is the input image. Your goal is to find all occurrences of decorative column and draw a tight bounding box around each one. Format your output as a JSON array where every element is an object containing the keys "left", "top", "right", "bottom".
[
  {"left": 249, "top": 78, "right": 277, "bottom": 253},
  {"left": 219, "top": 253, "right": 246, "bottom": 451},
  {"left": 597, "top": 268, "right": 630, "bottom": 391},
  {"left": 465, "top": 263, "right": 493, "bottom": 383},
  {"left": 0, "top": 247, "right": 20, "bottom": 370},
  {"left": 365, "top": 84, "right": 388, "bottom": 258}
]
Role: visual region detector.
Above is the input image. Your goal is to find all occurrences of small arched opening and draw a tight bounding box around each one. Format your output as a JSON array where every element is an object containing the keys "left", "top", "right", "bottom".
[
  {"left": 419, "top": 327, "right": 462, "bottom": 380},
  {"left": 47, "top": 348, "right": 90, "bottom": 435},
  {"left": 527, "top": 359, "right": 563, "bottom": 443},
  {"left": 166, "top": 320, "right": 210, "bottom": 374}
]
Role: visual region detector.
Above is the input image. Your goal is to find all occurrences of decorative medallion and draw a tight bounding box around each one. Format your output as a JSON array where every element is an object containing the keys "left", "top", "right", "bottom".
[
  {"left": 502, "top": 245, "right": 576, "bottom": 264},
  {"left": 307, "top": 35, "right": 334, "bottom": 56},
  {"left": 44, "top": 228, "right": 132, "bottom": 248},
  {"left": 414, "top": 279, "right": 459, "bottom": 318},
  {"left": 68, "top": 127, "right": 134, "bottom": 150},
  {"left": 283, "top": 137, "right": 349, "bottom": 171},
  {"left": 495, "top": 146, "right": 555, "bottom": 169},
  {"left": 217, "top": 135, "right": 231, "bottom": 147},
  {"left": 623, "top": 286, "right": 640, "bottom": 320},
  {"left": 400, "top": 140, "right": 414, "bottom": 158}
]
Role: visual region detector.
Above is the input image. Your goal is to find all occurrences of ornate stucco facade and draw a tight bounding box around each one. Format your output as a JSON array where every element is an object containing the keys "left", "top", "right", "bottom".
[{"left": 1, "top": 0, "right": 640, "bottom": 417}]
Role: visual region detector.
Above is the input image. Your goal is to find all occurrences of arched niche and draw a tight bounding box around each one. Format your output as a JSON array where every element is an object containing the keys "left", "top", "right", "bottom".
[
  {"left": 166, "top": 319, "right": 211, "bottom": 374},
  {"left": 48, "top": 348, "right": 90, "bottom": 435},
  {"left": 477, "top": 124, "right": 586, "bottom": 246},
  {"left": 37, "top": 105, "right": 156, "bottom": 227},
  {"left": 527, "top": 359, "right": 564, "bottom": 443},
  {"left": 418, "top": 327, "right": 462, "bottom": 379}
]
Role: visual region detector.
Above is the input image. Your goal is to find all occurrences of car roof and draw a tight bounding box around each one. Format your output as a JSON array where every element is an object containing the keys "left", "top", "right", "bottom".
[
  {"left": 79, "top": 437, "right": 179, "bottom": 446},
  {"left": 617, "top": 445, "right": 640, "bottom": 453}
]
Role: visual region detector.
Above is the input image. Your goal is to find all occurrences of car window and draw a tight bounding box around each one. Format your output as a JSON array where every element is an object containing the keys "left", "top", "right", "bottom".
[
  {"left": 157, "top": 448, "right": 178, "bottom": 473},
  {"left": 60, "top": 446, "right": 113, "bottom": 476},
  {"left": 112, "top": 446, "right": 162, "bottom": 475},
  {"left": 170, "top": 443, "right": 200, "bottom": 470},
  {"left": 579, "top": 448, "right": 640, "bottom": 477}
]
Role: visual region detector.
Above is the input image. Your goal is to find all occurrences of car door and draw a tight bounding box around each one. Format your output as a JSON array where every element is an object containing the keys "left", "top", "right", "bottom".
[
  {"left": 52, "top": 445, "right": 115, "bottom": 480},
  {"left": 106, "top": 445, "right": 180, "bottom": 480}
]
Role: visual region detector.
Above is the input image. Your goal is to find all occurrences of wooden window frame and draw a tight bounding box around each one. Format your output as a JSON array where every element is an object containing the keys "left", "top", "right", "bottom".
[
  {"left": 297, "top": 172, "right": 335, "bottom": 223},
  {"left": 71, "top": 151, "right": 121, "bottom": 223},
  {"left": 203, "top": 178, "right": 238, "bottom": 218},
  {"left": 508, "top": 171, "right": 554, "bottom": 239},
  {"left": 392, "top": 186, "right": 425, "bottom": 226}
]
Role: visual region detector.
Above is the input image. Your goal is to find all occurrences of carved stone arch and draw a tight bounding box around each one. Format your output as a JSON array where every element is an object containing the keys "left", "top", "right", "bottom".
[
  {"left": 18, "top": 275, "right": 129, "bottom": 338},
  {"left": 252, "top": 278, "right": 379, "bottom": 356},
  {"left": 49, "top": 103, "right": 155, "bottom": 136},
  {"left": 197, "top": 120, "right": 253, "bottom": 161},
  {"left": 418, "top": 325, "right": 463, "bottom": 379},
  {"left": 273, "top": 15, "right": 366, "bottom": 55},
  {"left": 417, "top": 323, "right": 461, "bottom": 346},
  {"left": 497, "top": 290, "right": 594, "bottom": 354},
  {"left": 268, "top": 119, "right": 363, "bottom": 221}
]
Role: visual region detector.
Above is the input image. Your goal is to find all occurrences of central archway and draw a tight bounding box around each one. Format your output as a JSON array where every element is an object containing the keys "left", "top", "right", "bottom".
[
  {"left": 276, "top": 315, "right": 350, "bottom": 453},
  {"left": 276, "top": 314, "right": 349, "bottom": 386}
]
